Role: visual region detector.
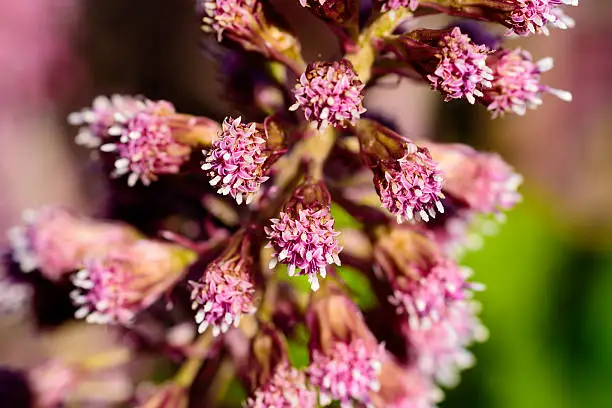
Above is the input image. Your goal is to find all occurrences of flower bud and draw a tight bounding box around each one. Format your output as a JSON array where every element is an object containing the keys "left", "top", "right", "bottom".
[
  {"left": 300, "top": 0, "right": 360, "bottom": 44},
  {"left": 265, "top": 181, "right": 342, "bottom": 292},
  {"left": 197, "top": 0, "right": 303, "bottom": 69},
  {"left": 69, "top": 95, "right": 220, "bottom": 186},
  {"left": 202, "top": 115, "right": 286, "bottom": 205},
  {"left": 373, "top": 227, "right": 483, "bottom": 330},
  {"left": 71, "top": 240, "right": 196, "bottom": 325},
  {"left": 289, "top": 60, "right": 366, "bottom": 131},
  {"left": 384, "top": 27, "right": 493, "bottom": 104},
  {"left": 484, "top": 48, "right": 572, "bottom": 117},
  {"left": 400, "top": 300, "right": 488, "bottom": 387},
  {"left": 189, "top": 230, "right": 257, "bottom": 336},
  {"left": 355, "top": 119, "right": 444, "bottom": 223},
  {"left": 425, "top": 142, "right": 522, "bottom": 214},
  {"left": 8, "top": 206, "right": 140, "bottom": 280},
  {"left": 245, "top": 327, "right": 316, "bottom": 407},
  {"left": 306, "top": 288, "right": 384, "bottom": 407}
]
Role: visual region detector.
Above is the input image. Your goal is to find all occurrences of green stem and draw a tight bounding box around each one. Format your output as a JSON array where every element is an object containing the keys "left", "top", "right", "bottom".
[
  {"left": 345, "top": 8, "right": 413, "bottom": 83},
  {"left": 173, "top": 331, "right": 214, "bottom": 387}
]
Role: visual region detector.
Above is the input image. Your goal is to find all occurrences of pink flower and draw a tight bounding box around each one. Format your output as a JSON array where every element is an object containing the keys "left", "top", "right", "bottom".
[
  {"left": 265, "top": 183, "right": 342, "bottom": 292},
  {"left": 507, "top": 0, "right": 579, "bottom": 36},
  {"left": 374, "top": 228, "right": 483, "bottom": 330},
  {"left": 308, "top": 339, "right": 384, "bottom": 407},
  {"left": 198, "top": 0, "right": 258, "bottom": 42},
  {"left": 380, "top": 0, "right": 419, "bottom": 12},
  {"left": 189, "top": 232, "right": 257, "bottom": 336},
  {"left": 246, "top": 363, "right": 317, "bottom": 408},
  {"left": 290, "top": 60, "right": 366, "bottom": 131},
  {"left": 485, "top": 48, "right": 572, "bottom": 117},
  {"left": 373, "top": 142, "right": 445, "bottom": 223},
  {"left": 426, "top": 143, "right": 523, "bottom": 214},
  {"left": 428, "top": 27, "right": 493, "bottom": 104},
  {"left": 71, "top": 240, "right": 196, "bottom": 325},
  {"left": 401, "top": 300, "right": 488, "bottom": 386},
  {"left": 7, "top": 206, "right": 139, "bottom": 280},
  {"left": 69, "top": 96, "right": 194, "bottom": 186},
  {"left": 202, "top": 116, "right": 271, "bottom": 205}
]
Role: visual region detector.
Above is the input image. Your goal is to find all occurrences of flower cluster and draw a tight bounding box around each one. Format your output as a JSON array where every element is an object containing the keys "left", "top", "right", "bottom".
[
  {"left": 3, "top": 0, "right": 579, "bottom": 407},
  {"left": 507, "top": 0, "right": 579, "bottom": 36},
  {"left": 69, "top": 95, "right": 219, "bottom": 186},
  {"left": 290, "top": 60, "right": 366, "bottom": 131},
  {"left": 189, "top": 233, "right": 257, "bottom": 336},
  {"left": 202, "top": 117, "right": 272, "bottom": 205},
  {"left": 309, "top": 339, "right": 384, "bottom": 406},
  {"left": 428, "top": 27, "right": 494, "bottom": 104},
  {"left": 265, "top": 183, "right": 342, "bottom": 291},
  {"left": 246, "top": 363, "right": 316, "bottom": 408},
  {"left": 486, "top": 48, "right": 572, "bottom": 117}
]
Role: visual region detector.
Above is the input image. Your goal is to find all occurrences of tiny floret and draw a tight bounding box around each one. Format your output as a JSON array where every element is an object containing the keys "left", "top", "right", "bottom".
[
  {"left": 290, "top": 60, "right": 366, "bottom": 131},
  {"left": 202, "top": 116, "right": 270, "bottom": 205},
  {"left": 428, "top": 27, "right": 493, "bottom": 104}
]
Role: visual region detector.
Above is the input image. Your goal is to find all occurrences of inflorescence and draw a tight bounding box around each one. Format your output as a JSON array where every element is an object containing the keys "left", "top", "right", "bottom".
[{"left": 5, "top": 0, "right": 578, "bottom": 406}]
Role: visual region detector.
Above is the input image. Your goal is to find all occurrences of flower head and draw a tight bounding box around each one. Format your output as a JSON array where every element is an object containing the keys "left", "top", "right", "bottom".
[
  {"left": 507, "top": 0, "right": 579, "bottom": 36},
  {"left": 202, "top": 116, "right": 278, "bottom": 205},
  {"left": 426, "top": 143, "right": 522, "bottom": 214},
  {"left": 71, "top": 240, "right": 196, "bottom": 325},
  {"left": 485, "top": 48, "right": 572, "bottom": 117},
  {"left": 428, "top": 27, "right": 493, "bottom": 104},
  {"left": 190, "top": 231, "right": 257, "bottom": 336},
  {"left": 306, "top": 287, "right": 385, "bottom": 405},
  {"left": 402, "top": 300, "right": 488, "bottom": 386},
  {"left": 246, "top": 363, "right": 316, "bottom": 408},
  {"left": 308, "top": 338, "right": 384, "bottom": 407},
  {"left": 69, "top": 95, "right": 220, "bottom": 186},
  {"left": 198, "top": 0, "right": 258, "bottom": 42},
  {"left": 379, "top": 0, "right": 419, "bottom": 12},
  {"left": 265, "top": 182, "right": 342, "bottom": 292},
  {"left": 290, "top": 60, "right": 366, "bottom": 131},
  {"left": 374, "top": 228, "right": 482, "bottom": 330},
  {"left": 8, "top": 206, "right": 139, "bottom": 280},
  {"left": 355, "top": 120, "right": 445, "bottom": 223}
]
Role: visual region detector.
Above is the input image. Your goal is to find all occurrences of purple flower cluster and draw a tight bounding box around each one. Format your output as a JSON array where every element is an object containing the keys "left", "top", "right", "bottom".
[
  {"left": 308, "top": 339, "right": 384, "bottom": 406},
  {"left": 507, "top": 0, "right": 579, "bottom": 36},
  {"left": 428, "top": 27, "right": 494, "bottom": 104},
  {"left": 246, "top": 363, "right": 316, "bottom": 408},
  {"left": 190, "top": 257, "right": 257, "bottom": 337},
  {"left": 266, "top": 206, "right": 342, "bottom": 292},
  {"left": 203, "top": 117, "right": 270, "bottom": 205},
  {"left": 374, "top": 143, "right": 445, "bottom": 223},
  {"left": 290, "top": 60, "right": 366, "bottom": 131},
  {"left": 4, "top": 0, "right": 579, "bottom": 406},
  {"left": 486, "top": 48, "right": 572, "bottom": 117}
]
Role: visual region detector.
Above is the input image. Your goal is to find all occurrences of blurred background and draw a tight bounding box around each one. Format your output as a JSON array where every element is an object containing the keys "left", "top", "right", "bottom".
[{"left": 1, "top": 0, "right": 611, "bottom": 407}]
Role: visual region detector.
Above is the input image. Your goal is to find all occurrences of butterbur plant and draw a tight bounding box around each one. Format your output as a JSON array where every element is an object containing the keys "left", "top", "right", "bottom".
[{"left": 3, "top": 0, "right": 578, "bottom": 407}]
